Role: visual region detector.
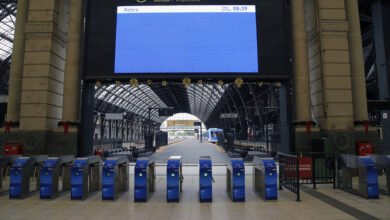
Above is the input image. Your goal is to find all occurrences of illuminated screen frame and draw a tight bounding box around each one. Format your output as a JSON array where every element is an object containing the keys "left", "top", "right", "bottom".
[{"left": 83, "top": 0, "right": 291, "bottom": 81}]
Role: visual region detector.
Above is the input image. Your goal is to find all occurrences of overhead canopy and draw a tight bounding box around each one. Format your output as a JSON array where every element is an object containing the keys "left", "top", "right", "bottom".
[
  {"left": 95, "top": 83, "right": 227, "bottom": 125},
  {"left": 0, "top": 1, "right": 16, "bottom": 95}
]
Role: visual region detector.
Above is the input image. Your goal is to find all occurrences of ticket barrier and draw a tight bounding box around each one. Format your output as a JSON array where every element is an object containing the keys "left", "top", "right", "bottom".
[
  {"left": 167, "top": 156, "right": 183, "bottom": 202},
  {"left": 0, "top": 155, "right": 20, "bottom": 195},
  {"left": 227, "top": 158, "right": 245, "bottom": 202},
  {"left": 134, "top": 158, "right": 155, "bottom": 202},
  {"left": 71, "top": 156, "right": 102, "bottom": 200},
  {"left": 253, "top": 156, "right": 277, "bottom": 200},
  {"left": 102, "top": 156, "right": 129, "bottom": 200},
  {"left": 9, "top": 155, "right": 47, "bottom": 199},
  {"left": 340, "top": 154, "right": 379, "bottom": 199},
  {"left": 199, "top": 156, "right": 212, "bottom": 202},
  {"left": 40, "top": 155, "right": 75, "bottom": 199},
  {"left": 368, "top": 154, "right": 390, "bottom": 195}
]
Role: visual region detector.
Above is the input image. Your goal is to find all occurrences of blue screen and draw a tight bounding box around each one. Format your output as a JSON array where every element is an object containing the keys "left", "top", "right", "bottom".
[{"left": 114, "top": 6, "right": 258, "bottom": 73}]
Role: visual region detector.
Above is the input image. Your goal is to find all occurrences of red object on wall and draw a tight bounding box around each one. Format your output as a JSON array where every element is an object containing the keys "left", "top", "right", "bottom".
[
  {"left": 306, "top": 121, "right": 312, "bottom": 135},
  {"left": 356, "top": 140, "right": 374, "bottom": 156},
  {"left": 299, "top": 157, "right": 313, "bottom": 179},
  {"left": 94, "top": 149, "right": 103, "bottom": 157},
  {"left": 4, "top": 121, "right": 11, "bottom": 133},
  {"left": 63, "top": 122, "right": 69, "bottom": 134},
  {"left": 3, "top": 141, "right": 24, "bottom": 156}
]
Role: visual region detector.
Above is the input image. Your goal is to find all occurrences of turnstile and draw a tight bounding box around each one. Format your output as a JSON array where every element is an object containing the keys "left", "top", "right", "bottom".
[
  {"left": 71, "top": 156, "right": 102, "bottom": 200},
  {"left": 9, "top": 155, "right": 48, "bottom": 199},
  {"left": 40, "top": 155, "right": 75, "bottom": 199},
  {"left": 368, "top": 154, "right": 390, "bottom": 195},
  {"left": 199, "top": 156, "right": 212, "bottom": 202},
  {"left": 0, "top": 155, "right": 20, "bottom": 195},
  {"left": 167, "top": 156, "right": 183, "bottom": 202},
  {"left": 227, "top": 158, "right": 245, "bottom": 202},
  {"left": 253, "top": 156, "right": 277, "bottom": 200},
  {"left": 340, "top": 154, "right": 379, "bottom": 199},
  {"left": 134, "top": 157, "right": 155, "bottom": 202},
  {"left": 102, "top": 156, "right": 129, "bottom": 200}
]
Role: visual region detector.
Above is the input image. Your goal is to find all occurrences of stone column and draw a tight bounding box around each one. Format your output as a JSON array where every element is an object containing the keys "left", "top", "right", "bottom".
[
  {"left": 345, "top": 0, "right": 369, "bottom": 122},
  {"left": 19, "top": 0, "right": 68, "bottom": 131},
  {"left": 306, "top": 0, "right": 354, "bottom": 131},
  {"left": 6, "top": 0, "right": 29, "bottom": 123},
  {"left": 291, "top": 0, "right": 312, "bottom": 123},
  {"left": 62, "top": 0, "right": 83, "bottom": 123}
]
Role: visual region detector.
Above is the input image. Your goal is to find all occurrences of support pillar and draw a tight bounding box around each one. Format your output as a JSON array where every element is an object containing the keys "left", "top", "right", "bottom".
[
  {"left": 346, "top": 0, "right": 369, "bottom": 122},
  {"left": 291, "top": 0, "right": 314, "bottom": 152},
  {"left": 6, "top": 0, "right": 29, "bottom": 123},
  {"left": 62, "top": 0, "right": 83, "bottom": 123},
  {"left": 372, "top": 0, "right": 390, "bottom": 154},
  {"left": 280, "top": 83, "right": 292, "bottom": 153},
  {"left": 0, "top": 0, "right": 78, "bottom": 156},
  {"left": 79, "top": 83, "right": 95, "bottom": 156},
  {"left": 300, "top": 0, "right": 379, "bottom": 154},
  {"left": 291, "top": 0, "right": 312, "bottom": 123}
]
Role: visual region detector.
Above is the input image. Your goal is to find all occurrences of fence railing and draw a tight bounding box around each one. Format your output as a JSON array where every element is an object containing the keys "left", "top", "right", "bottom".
[
  {"left": 278, "top": 152, "right": 300, "bottom": 201},
  {"left": 297, "top": 152, "right": 336, "bottom": 189}
]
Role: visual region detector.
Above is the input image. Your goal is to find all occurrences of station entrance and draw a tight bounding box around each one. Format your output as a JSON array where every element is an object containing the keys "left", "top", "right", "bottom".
[
  {"left": 79, "top": 1, "right": 292, "bottom": 158},
  {"left": 89, "top": 82, "right": 287, "bottom": 163}
]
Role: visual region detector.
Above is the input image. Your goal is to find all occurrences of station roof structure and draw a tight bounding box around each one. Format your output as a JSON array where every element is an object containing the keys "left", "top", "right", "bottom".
[
  {"left": 95, "top": 83, "right": 227, "bottom": 126},
  {"left": 0, "top": 0, "right": 377, "bottom": 131},
  {"left": 0, "top": 1, "right": 16, "bottom": 95}
]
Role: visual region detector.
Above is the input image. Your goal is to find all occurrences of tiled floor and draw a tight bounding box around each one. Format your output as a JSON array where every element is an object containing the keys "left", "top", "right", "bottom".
[
  {"left": 0, "top": 174, "right": 362, "bottom": 220},
  {"left": 0, "top": 140, "right": 388, "bottom": 220}
]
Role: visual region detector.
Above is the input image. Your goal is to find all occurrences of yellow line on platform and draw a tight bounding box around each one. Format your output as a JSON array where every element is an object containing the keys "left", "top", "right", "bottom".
[
  {"left": 155, "top": 140, "right": 184, "bottom": 152},
  {"left": 206, "top": 141, "right": 225, "bottom": 153}
]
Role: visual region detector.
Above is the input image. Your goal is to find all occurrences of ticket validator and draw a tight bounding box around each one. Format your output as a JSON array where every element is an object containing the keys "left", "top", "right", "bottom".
[
  {"left": 199, "top": 156, "right": 212, "bottom": 202},
  {"left": 227, "top": 158, "right": 245, "bottom": 202},
  {"left": 102, "top": 156, "right": 129, "bottom": 200},
  {"left": 134, "top": 157, "right": 155, "bottom": 202},
  {"left": 340, "top": 154, "right": 379, "bottom": 199},
  {"left": 40, "top": 155, "right": 75, "bottom": 199},
  {"left": 368, "top": 154, "right": 390, "bottom": 195},
  {"left": 9, "top": 155, "right": 47, "bottom": 199},
  {"left": 253, "top": 156, "right": 277, "bottom": 200},
  {"left": 167, "top": 156, "right": 183, "bottom": 202},
  {"left": 71, "top": 156, "right": 102, "bottom": 200},
  {"left": 0, "top": 155, "right": 20, "bottom": 195}
]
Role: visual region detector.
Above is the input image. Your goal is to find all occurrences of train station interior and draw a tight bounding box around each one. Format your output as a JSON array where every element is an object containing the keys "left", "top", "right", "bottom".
[{"left": 0, "top": 0, "right": 390, "bottom": 219}]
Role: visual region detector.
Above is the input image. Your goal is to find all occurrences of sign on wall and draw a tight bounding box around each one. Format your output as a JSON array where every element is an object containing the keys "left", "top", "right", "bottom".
[{"left": 167, "top": 120, "right": 200, "bottom": 127}]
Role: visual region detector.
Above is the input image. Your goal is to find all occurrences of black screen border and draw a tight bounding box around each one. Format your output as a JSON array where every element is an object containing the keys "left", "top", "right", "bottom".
[{"left": 82, "top": 0, "right": 291, "bottom": 81}]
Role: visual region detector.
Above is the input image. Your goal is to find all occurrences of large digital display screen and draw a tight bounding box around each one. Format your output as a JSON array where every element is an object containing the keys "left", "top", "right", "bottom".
[
  {"left": 83, "top": 0, "right": 290, "bottom": 80},
  {"left": 114, "top": 5, "right": 258, "bottom": 74}
]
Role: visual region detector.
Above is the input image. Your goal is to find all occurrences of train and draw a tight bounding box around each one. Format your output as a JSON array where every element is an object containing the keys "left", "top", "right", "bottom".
[{"left": 207, "top": 128, "right": 222, "bottom": 143}]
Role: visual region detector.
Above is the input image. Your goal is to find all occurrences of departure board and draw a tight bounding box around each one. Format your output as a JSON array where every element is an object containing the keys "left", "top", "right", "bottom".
[
  {"left": 114, "top": 5, "right": 258, "bottom": 73},
  {"left": 83, "top": 0, "right": 291, "bottom": 80}
]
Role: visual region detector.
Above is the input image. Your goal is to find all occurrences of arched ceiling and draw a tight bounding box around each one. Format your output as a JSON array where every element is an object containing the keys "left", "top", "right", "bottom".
[
  {"left": 0, "top": 1, "right": 16, "bottom": 95},
  {"left": 95, "top": 83, "right": 227, "bottom": 125}
]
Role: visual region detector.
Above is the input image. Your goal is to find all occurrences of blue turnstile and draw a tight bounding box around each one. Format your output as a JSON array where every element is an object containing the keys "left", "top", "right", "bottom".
[
  {"left": 358, "top": 156, "right": 379, "bottom": 199},
  {"left": 368, "top": 154, "right": 390, "bottom": 195},
  {"left": 0, "top": 155, "right": 20, "bottom": 195},
  {"left": 40, "top": 156, "right": 74, "bottom": 199},
  {"left": 9, "top": 155, "right": 47, "bottom": 199},
  {"left": 199, "top": 156, "right": 212, "bottom": 202},
  {"left": 227, "top": 158, "right": 245, "bottom": 202},
  {"left": 71, "top": 156, "right": 102, "bottom": 200},
  {"left": 134, "top": 158, "right": 155, "bottom": 202},
  {"left": 253, "top": 156, "right": 277, "bottom": 200},
  {"left": 102, "top": 156, "right": 129, "bottom": 200},
  {"left": 167, "top": 156, "right": 183, "bottom": 202},
  {"left": 340, "top": 154, "right": 379, "bottom": 199}
]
